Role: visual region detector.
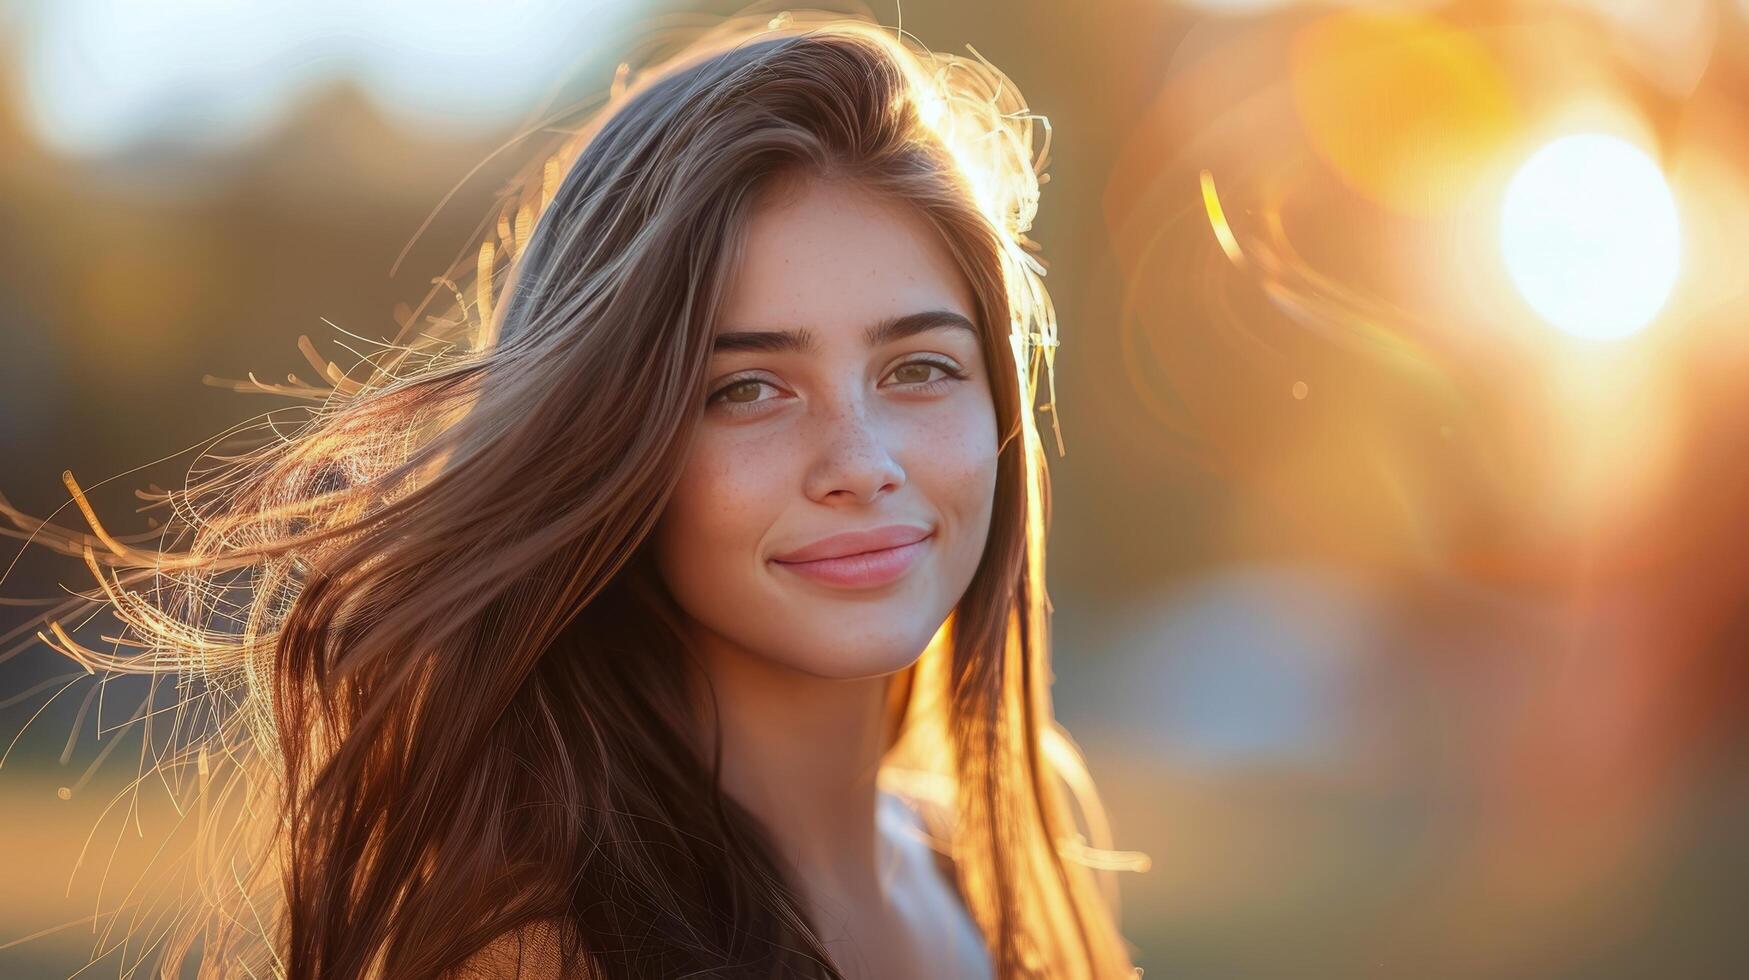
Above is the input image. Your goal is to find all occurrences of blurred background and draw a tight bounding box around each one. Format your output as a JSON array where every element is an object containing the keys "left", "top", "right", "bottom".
[{"left": 3, "top": 0, "right": 1747, "bottom": 977}]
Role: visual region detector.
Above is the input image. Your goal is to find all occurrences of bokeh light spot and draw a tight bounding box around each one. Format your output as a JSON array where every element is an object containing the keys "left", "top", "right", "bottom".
[{"left": 1500, "top": 133, "right": 1681, "bottom": 340}]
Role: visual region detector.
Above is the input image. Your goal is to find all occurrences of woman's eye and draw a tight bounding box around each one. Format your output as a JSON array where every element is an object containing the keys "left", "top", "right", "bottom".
[
  {"left": 707, "top": 376, "right": 784, "bottom": 415},
  {"left": 889, "top": 362, "right": 937, "bottom": 385},
  {"left": 718, "top": 379, "right": 768, "bottom": 404},
  {"left": 885, "top": 357, "right": 968, "bottom": 390}
]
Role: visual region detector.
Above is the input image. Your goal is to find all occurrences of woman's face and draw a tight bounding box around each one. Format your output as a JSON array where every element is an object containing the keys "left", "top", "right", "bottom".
[{"left": 652, "top": 176, "right": 999, "bottom": 680}]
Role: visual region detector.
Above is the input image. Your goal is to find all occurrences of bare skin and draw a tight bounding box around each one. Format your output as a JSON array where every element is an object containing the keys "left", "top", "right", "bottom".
[{"left": 651, "top": 174, "right": 998, "bottom": 979}]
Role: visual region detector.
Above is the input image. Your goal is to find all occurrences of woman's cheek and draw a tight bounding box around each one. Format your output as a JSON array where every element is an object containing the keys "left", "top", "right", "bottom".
[
  {"left": 899, "top": 403, "right": 997, "bottom": 587},
  {"left": 914, "top": 398, "right": 999, "bottom": 498},
  {"left": 675, "top": 436, "right": 780, "bottom": 552}
]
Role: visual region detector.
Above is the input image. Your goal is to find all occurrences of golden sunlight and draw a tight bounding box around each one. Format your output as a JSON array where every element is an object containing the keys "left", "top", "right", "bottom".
[{"left": 1500, "top": 133, "right": 1681, "bottom": 341}]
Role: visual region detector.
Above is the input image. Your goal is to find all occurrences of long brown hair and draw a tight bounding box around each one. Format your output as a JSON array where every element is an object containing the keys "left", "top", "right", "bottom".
[{"left": 3, "top": 10, "right": 1147, "bottom": 978}]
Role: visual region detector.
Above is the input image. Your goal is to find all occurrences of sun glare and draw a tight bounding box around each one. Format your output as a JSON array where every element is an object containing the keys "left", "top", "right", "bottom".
[{"left": 1500, "top": 133, "right": 1681, "bottom": 341}]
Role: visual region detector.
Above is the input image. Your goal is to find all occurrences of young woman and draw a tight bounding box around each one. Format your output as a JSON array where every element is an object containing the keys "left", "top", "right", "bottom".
[{"left": 6, "top": 11, "right": 1146, "bottom": 979}]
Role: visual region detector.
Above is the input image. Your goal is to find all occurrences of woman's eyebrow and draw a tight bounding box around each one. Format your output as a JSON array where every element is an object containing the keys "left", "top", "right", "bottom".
[{"left": 711, "top": 309, "right": 976, "bottom": 355}]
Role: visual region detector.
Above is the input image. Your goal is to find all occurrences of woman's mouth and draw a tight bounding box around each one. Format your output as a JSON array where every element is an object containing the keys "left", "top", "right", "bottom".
[{"left": 769, "top": 534, "right": 932, "bottom": 589}]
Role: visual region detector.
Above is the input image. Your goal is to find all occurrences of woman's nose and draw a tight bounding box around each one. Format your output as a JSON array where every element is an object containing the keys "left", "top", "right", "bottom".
[{"left": 800, "top": 397, "right": 906, "bottom": 505}]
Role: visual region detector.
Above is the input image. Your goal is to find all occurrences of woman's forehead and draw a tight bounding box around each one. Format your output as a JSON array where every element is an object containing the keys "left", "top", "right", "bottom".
[{"left": 718, "top": 178, "right": 975, "bottom": 336}]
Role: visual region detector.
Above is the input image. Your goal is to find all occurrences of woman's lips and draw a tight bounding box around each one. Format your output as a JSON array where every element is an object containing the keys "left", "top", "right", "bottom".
[{"left": 770, "top": 534, "right": 931, "bottom": 589}]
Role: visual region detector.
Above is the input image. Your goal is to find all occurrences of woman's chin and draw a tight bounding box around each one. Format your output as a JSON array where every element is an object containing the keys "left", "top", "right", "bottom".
[{"left": 775, "top": 635, "right": 934, "bottom": 681}]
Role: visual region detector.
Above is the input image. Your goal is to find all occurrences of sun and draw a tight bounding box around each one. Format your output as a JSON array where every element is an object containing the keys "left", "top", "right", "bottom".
[{"left": 1499, "top": 133, "right": 1681, "bottom": 341}]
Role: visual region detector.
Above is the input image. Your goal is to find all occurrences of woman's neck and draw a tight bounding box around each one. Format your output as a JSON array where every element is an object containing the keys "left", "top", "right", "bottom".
[{"left": 686, "top": 622, "right": 900, "bottom": 907}]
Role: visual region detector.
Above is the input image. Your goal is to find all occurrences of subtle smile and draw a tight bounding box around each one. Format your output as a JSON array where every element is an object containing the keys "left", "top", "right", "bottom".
[{"left": 770, "top": 533, "right": 933, "bottom": 589}]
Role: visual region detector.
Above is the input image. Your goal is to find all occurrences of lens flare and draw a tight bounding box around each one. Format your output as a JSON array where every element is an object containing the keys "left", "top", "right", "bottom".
[
  {"left": 1290, "top": 9, "right": 1515, "bottom": 216},
  {"left": 1500, "top": 134, "right": 1681, "bottom": 340}
]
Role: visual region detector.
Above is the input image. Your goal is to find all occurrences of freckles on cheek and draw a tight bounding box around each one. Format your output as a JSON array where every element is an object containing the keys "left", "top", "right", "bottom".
[
  {"left": 672, "top": 436, "right": 783, "bottom": 546},
  {"left": 911, "top": 406, "right": 1000, "bottom": 497}
]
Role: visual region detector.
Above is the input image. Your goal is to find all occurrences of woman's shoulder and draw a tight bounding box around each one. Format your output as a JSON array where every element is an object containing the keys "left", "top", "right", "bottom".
[
  {"left": 452, "top": 918, "right": 590, "bottom": 980},
  {"left": 879, "top": 769, "right": 957, "bottom": 827},
  {"left": 878, "top": 777, "right": 960, "bottom": 875}
]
